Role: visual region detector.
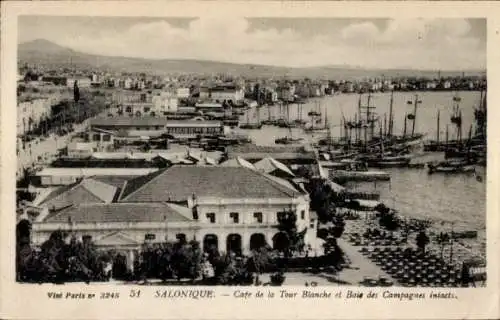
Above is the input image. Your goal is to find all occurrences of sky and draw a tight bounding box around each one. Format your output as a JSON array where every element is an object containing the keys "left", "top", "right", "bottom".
[{"left": 18, "top": 16, "right": 486, "bottom": 70}]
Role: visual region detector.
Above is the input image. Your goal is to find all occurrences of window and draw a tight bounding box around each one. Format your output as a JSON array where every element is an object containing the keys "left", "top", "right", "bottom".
[
  {"left": 92, "top": 134, "right": 100, "bottom": 141},
  {"left": 310, "top": 219, "right": 315, "bottom": 229},
  {"left": 176, "top": 233, "right": 187, "bottom": 243},
  {"left": 145, "top": 233, "right": 156, "bottom": 241},
  {"left": 230, "top": 212, "right": 239, "bottom": 224},
  {"left": 206, "top": 212, "right": 216, "bottom": 223},
  {"left": 254, "top": 212, "right": 263, "bottom": 223},
  {"left": 125, "top": 106, "right": 132, "bottom": 113},
  {"left": 144, "top": 106, "right": 151, "bottom": 113},
  {"left": 192, "top": 207, "right": 199, "bottom": 220},
  {"left": 301, "top": 210, "right": 305, "bottom": 220},
  {"left": 102, "top": 134, "right": 111, "bottom": 142}
]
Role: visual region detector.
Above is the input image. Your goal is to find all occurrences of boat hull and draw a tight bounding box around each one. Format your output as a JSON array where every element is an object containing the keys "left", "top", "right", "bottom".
[{"left": 428, "top": 163, "right": 476, "bottom": 174}]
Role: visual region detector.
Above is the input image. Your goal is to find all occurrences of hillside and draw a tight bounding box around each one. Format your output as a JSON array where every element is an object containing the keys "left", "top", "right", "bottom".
[{"left": 18, "top": 39, "right": 484, "bottom": 80}]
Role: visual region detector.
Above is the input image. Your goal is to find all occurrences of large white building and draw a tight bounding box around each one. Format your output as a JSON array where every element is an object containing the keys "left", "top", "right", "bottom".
[
  {"left": 152, "top": 94, "right": 179, "bottom": 113},
  {"left": 176, "top": 87, "right": 190, "bottom": 99},
  {"left": 66, "top": 76, "right": 92, "bottom": 88},
  {"left": 28, "top": 166, "right": 315, "bottom": 268},
  {"left": 211, "top": 86, "right": 244, "bottom": 103}
]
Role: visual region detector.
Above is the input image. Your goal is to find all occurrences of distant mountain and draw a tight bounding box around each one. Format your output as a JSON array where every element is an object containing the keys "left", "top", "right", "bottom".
[{"left": 18, "top": 39, "right": 484, "bottom": 80}]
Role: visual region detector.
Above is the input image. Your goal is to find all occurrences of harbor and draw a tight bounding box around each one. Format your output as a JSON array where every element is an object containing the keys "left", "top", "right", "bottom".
[{"left": 15, "top": 17, "right": 487, "bottom": 288}]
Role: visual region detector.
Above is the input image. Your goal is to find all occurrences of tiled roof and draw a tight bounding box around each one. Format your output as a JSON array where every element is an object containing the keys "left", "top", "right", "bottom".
[
  {"left": 254, "top": 157, "right": 295, "bottom": 177},
  {"left": 40, "top": 182, "right": 105, "bottom": 211},
  {"left": 92, "top": 175, "right": 136, "bottom": 188},
  {"left": 80, "top": 179, "right": 117, "bottom": 203},
  {"left": 120, "top": 166, "right": 301, "bottom": 202},
  {"left": 34, "top": 182, "right": 79, "bottom": 207},
  {"left": 219, "top": 157, "right": 255, "bottom": 169},
  {"left": 45, "top": 202, "right": 193, "bottom": 223},
  {"left": 119, "top": 169, "right": 168, "bottom": 200},
  {"left": 39, "top": 178, "right": 120, "bottom": 211}
]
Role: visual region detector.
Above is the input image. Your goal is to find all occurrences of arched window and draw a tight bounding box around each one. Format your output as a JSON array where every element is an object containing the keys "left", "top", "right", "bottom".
[{"left": 226, "top": 234, "right": 242, "bottom": 255}]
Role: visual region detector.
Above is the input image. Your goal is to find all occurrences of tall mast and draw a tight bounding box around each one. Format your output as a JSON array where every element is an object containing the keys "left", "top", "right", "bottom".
[
  {"left": 458, "top": 109, "right": 463, "bottom": 142},
  {"left": 445, "top": 124, "right": 449, "bottom": 148},
  {"left": 354, "top": 114, "right": 358, "bottom": 142},
  {"left": 436, "top": 109, "right": 440, "bottom": 144},
  {"left": 403, "top": 113, "right": 407, "bottom": 138},
  {"left": 324, "top": 103, "right": 328, "bottom": 129},
  {"left": 357, "top": 93, "right": 362, "bottom": 124},
  {"left": 383, "top": 113, "right": 387, "bottom": 137},
  {"left": 411, "top": 94, "right": 420, "bottom": 137},
  {"left": 367, "top": 93, "right": 373, "bottom": 140},
  {"left": 286, "top": 101, "right": 290, "bottom": 122},
  {"left": 467, "top": 124, "right": 473, "bottom": 153},
  {"left": 388, "top": 90, "right": 394, "bottom": 137}
]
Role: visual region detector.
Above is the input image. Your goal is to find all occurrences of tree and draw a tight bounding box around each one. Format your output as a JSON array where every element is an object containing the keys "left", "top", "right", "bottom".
[
  {"left": 216, "top": 254, "right": 254, "bottom": 286},
  {"left": 416, "top": 230, "right": 430, "bottom": 254},
  {"left": 379, "top": 211, "right": 400, "bottom": 233},
  {"left": 246, "top": 247, "right": 271, "bottom": 285},
  {"left": 16, "top": 219, "right": 33, "bottom": 281},
  {"left": 73, "top": 80, "right": 80, "bottom": 103},
  {"left": 277, "top": 211, "right": 306, "bottom": 258},
  {"left": 436, "top": 232, "right": 450, "bottom": 260}
]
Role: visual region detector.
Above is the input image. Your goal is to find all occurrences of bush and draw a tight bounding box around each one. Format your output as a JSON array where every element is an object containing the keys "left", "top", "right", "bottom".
[{"left": 270, "top": 272, "right": 286, "bottom": 286}]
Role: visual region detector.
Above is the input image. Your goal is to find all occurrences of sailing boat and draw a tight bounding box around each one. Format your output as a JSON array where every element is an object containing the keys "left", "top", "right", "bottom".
[
  {"left": 261, "top": 103, "right": 274, "bottom": 125},
  {"left": 275, "top": 126, "right": 304, "bottom": 144},
  {"left": 275, "top": 102, "right": 304, "bottom": 144},
  {"left": 293, "top": 101, "right": 307, "bottom": 126},
  {"left": 394, "top": 94, "right": 424, "bottom": 144},
  {"left": 276, "top": 101, "right": 299, "bottom": 128},
  {"left": 239, "top": 105, "right": 262, "bottom": 129},
  {"left": 444, "top": 95, "right": 469, "bottom": 159},
  {"left": 304, "top": 101, "right": 329, "bottom": 133},
  {"left": 423, "top": 109, "right": 442, "bottom": 151},
  {"left": 427, "top": 159, "right": 476, "bottom": 174},
  {"left": 358, "top": 140, "right": 412, "bottom": 168},
  {"left": 308, "top": 100, "right": 322, "bottom": 117}
]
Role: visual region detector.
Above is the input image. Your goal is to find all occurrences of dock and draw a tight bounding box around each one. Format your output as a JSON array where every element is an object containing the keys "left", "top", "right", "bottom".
[{"left": 329, "top": 169, "right": 391, "bottom": 182}]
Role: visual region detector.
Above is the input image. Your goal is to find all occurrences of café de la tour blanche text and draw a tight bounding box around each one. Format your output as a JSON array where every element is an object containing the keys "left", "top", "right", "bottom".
[{"left": 46, "top": 288, "right": 458, "bottom": 302}]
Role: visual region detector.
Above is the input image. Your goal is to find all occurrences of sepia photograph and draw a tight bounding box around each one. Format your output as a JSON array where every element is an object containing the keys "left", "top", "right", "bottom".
[{"left": 13, "top": 14, "right": 488, "bottom": 289}]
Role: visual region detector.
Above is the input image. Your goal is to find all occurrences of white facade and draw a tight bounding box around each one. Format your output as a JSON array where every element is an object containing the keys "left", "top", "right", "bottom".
[
  {"left": 31, "top": 194, "right": 313, "bottom": 255},
  {"left": 152, "top": 95, "right": 179, "bottom": 113},
  {"left": 176, "top": 87, "right": 190, "bottom": 99},
  {"left": 66, "top": 77, "right": 91, "bottom": 88},
  {"left": 211, "top": 89, "right": 244, "bottom": 103},
  {"left": 124, "top": 78, "right": 133, "bottom": 90}
]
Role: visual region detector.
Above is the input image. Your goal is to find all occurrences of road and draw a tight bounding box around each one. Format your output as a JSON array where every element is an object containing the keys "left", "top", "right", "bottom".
[{"left": 17, "top": 117, "right": 96, "bottom": 180}]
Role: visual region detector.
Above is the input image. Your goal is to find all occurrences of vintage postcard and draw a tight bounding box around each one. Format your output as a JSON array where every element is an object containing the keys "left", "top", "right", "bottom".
[{"left": 1, "top": 1, "right": 499, "bottom": 319}]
